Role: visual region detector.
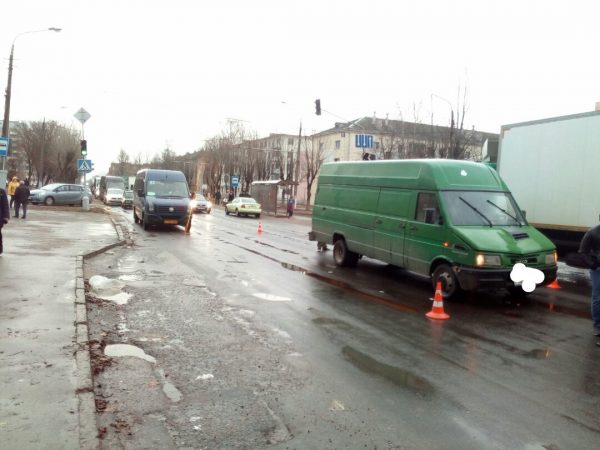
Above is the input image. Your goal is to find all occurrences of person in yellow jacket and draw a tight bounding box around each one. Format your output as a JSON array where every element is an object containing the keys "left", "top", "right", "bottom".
[{"left": 7, "top": 176, "right": 19, "bottom": 208}]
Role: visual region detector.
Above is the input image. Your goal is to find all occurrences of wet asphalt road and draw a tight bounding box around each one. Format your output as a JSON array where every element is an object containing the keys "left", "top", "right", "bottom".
[{"left": 86, "top": 206, "right": 599, "bottom": 450}]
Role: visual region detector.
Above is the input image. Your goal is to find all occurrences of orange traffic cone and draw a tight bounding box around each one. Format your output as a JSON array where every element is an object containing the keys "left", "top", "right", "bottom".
[
  {"left": 547, "top": 278, "right": 561, "bottom": 289},
  {"left": 426, "top": 281, "right": 450, "bottom": 320},
  {"left": 257, "top": 222, "right": 263, "bottom": 234}
]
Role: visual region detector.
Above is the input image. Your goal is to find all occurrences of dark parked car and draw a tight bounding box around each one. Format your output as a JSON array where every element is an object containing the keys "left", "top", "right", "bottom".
[
  {"left": 29, "top": 183, "right": 93, "bottom": 206},
  {"left": 121, "top": 190, "right": 134, "bottom": 209}
]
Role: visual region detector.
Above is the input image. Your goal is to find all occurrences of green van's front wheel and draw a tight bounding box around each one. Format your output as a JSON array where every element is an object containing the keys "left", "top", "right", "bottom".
[
  {"left": 432, "top": 264, "right": 462, "bottom": 300},
  {"left": 333, "top": 239, "right": 359, "bottom": 267}
]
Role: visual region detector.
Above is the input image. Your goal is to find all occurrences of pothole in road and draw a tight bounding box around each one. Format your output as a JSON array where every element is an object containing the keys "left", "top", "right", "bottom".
[
  {"left": 89, "top": 275, "right": 132, "bottom": 305},
  {"left": 342, "top": 345, "right": 435, "bottom": 395},
  {"left": 104, "top": 344, "right": 156, "bottom": 363}
]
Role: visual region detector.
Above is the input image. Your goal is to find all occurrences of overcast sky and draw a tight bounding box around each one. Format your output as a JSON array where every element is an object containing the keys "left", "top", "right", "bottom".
[{"left": 2, "top": 0, "right": 599, "bottom": 174}]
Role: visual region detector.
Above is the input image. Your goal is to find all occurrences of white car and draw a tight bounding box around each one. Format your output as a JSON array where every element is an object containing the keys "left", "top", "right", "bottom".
[{"left": 104, "top": 188, "right": 124, "bottom": 206}]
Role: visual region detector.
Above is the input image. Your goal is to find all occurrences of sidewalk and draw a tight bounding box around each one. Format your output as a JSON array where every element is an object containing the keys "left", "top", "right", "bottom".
[{"left": 0, "top": 206, "right": 121, "bottom": 450}]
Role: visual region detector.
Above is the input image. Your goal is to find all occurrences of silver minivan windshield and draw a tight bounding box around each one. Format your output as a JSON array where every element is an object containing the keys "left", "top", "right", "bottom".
[{"left": 442, "top": 191, "right": 526, "bottom": 227}]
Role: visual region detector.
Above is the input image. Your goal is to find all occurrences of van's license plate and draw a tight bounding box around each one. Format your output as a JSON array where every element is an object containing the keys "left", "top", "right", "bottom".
[{"left": 164, "top": 219, "right": 178, "bottom": 224}]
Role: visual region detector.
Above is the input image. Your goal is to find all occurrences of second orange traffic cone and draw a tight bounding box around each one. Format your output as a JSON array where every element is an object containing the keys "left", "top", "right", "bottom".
[
  {"left": 257, "top": 222, "right": 263, "bottom": 234},
  {"left": 426, "top": 281, "right": 450, "bottom": 320}
]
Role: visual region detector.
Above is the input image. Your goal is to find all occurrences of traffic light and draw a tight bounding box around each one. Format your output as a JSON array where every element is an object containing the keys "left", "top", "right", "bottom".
[
  {"left": 80, "top": 139, "right": 87, "bottom": 156},
  {"left": 315, "top": 99, "right": 321, "bottom": 115}
]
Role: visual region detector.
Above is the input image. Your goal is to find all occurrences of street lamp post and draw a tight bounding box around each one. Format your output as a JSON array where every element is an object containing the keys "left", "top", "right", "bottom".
[
  {"left": 431, "top": 93, "right": 455, "bottom": 158},
  {"left": 1, "top": 27, "right": 61, "bottom": 175}
]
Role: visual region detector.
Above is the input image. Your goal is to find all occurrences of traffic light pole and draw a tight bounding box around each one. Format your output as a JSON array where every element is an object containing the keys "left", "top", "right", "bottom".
[
  {"left": 80, "top": 123, "right": 90, "bottom": 210},
  {"left": 73, "top": 107, "right": 91, "bottom": 209},
  {"left": 81, "top": 123, "right": 86, "bottom": 188}
]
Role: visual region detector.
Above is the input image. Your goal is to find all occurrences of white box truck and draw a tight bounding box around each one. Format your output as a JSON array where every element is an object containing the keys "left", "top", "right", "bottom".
[{"left": 497, "top": 110, "right": 600, "bottom": 250}]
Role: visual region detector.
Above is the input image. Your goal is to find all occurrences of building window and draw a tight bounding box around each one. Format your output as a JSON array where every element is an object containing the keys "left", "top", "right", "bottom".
[
  {"left": 319, "top": 142, "right": 324, "bottom": 151},
  {"left": 288, "top": 138, "right": 294, "bottom": 146},
  {"left": 335, "top": 140, "right": 341, "bottom": 149},
  {"left": 341, "top": 132, "right": 346, "bottom": 138}
]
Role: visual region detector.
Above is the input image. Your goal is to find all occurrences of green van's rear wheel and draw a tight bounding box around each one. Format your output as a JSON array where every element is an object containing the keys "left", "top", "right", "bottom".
[
  {"left": 333, "top": 239, "right": 359, "bottom": 267},
  {"left": 432, "top": 263, "right": 462, "bottom": 300}
]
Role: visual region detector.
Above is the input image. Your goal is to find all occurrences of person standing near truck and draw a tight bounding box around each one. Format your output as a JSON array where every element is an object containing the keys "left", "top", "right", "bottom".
[
  {"left": 7, "top": 176, "right": 19, "bottom": 208},
  {"left": 0, "top": 187, "right": 9, "bottom": 254},
  {"left": 14, "top": 181, "right": 30, "bottom": 219},
  {"left": 578, "top": 213, "right": 600, "bottom": 345},
  {"left": 287, "top": 194, "right": 295, "bottom": 218}
]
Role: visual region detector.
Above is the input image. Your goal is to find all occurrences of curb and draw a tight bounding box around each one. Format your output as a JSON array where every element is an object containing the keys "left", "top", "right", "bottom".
[{"left": 74, "top": 211, "right": 129, "bottom": 450}]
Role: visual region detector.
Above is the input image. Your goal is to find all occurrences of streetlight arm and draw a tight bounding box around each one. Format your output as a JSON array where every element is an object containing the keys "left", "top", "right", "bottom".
[
  {"left": 12, "top": 28, "right": 62, "bottom": 46},
  {"left": 2, "top": 27, "right": 61, "bottom": 139}
]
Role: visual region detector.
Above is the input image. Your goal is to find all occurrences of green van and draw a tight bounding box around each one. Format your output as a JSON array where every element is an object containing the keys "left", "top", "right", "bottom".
[{"left": 309, "top": 159, "right": 557, "bottom": 299}]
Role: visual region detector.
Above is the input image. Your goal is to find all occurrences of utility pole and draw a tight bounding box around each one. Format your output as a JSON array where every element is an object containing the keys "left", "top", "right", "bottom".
[
  {"left": 39, "top": 118, "right": 47, "bottom": 187},
  {"left": 2, "top": 28, "right": 61, "bottom": 177},
  {"left": 294, "top": 121, "right": 302, "bottom": 197}
]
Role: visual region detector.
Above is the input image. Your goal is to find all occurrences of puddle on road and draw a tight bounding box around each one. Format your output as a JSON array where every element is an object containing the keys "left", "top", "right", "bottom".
[
  {"left": 556, "top": 261, "right": 591, "bottom": 286},
  {"left": 99, "top": 292, "right": 132, "bottom": 305},
  {"left": 313, "top": 317, "right": 354, "bottom": 332},
  {"left": 182, "top": 277, "right": 207, "bottom": 287},
  {"left": 252, "top": 239, "right": 300, "bottom": 255},
  {"left": 329, "top": 399, "right": 346, "bottom": 411},
  {"left": 342, "top": 346, "right": 434, "bottom": 395},
  {"left": 162, "top": 380, "right": 183, "bottom": 402},
  {"left": 89, "top": 275, "right": 125, "bottom": 295},
  {"left": 156, "top": 368, "right": 183, "bottom": 402},
  {"left": 252, "top": 293, "right": 291, "bottom": 302},
  {"left": 280, "top": 262, "right": 418, "bottom": 314},
  {"left": 118, "top": 273, "right": 144, "bottom": 282},
  {"left": 196, "top": 374, "right": 214, "bottom": 381},
  {"left": 521, "top": 348, "right": 552, "bottom": 359},
  {"left": 104, "top": 344, "right": 156, "bottom": 363},
  {"left": 89, "top": 275, "right": 132, "bottom": 304}
]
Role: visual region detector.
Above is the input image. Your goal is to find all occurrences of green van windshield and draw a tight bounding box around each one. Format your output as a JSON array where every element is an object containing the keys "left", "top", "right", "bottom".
[{"left": 442, "top": 191, "right": 526, "bottom": 227}]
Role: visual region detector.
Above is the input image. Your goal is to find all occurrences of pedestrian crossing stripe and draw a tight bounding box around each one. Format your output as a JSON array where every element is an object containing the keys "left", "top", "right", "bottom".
[{"left": 78, "top": 160, "right": 92, "bottom": 171}]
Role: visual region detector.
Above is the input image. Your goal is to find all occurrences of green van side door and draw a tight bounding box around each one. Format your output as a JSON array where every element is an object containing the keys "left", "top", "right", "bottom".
[
  {"left": 373, "top": 189, "right": 412, "bottom": 266},
  {"left": 404, "top": 192, "right": 445, "bottom": 276}
]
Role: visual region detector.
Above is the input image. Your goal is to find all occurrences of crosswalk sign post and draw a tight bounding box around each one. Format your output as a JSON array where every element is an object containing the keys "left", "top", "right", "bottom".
[{"left": 77, "top": 159, "right": 93, "bottom": 172}]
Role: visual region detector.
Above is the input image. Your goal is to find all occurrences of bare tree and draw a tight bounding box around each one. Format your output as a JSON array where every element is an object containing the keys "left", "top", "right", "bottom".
[
  {"left": 12, "top": 120, "right": 79, "bottom": 185},
  {"left": 203, "top": 137, "right": 226, "bottom": 197},
  {"left": 159, "top": 148, "right": 178, "bottom": 169},
  {"left": 115, "top": 149, "right": 130, "bottom": 175},
  {"left": 432, "top": 84, "right": 473, "bottom": 160},
  {"left": 254, "top": 143, "right": 275, "bottom": 181},
  {"left": 302, "top": 135, "right": 328, "bottom": 207}
]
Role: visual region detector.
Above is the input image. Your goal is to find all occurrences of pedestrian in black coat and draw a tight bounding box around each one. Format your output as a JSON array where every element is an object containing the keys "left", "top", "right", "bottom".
[
  {"left": 14, "top": 180, "right": 30, "bottom": 219},
  {"left": 0, "top": 188, "right": 9, "bottom": 254}
]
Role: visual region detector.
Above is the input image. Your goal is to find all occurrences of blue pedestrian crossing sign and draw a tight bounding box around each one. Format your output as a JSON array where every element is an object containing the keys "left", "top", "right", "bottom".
[
  {"left": 0, "top": 137, "right": 9, "bottom": 156},
  {"left": 77, "top": 159, "right": 93, "bottom": 172}
]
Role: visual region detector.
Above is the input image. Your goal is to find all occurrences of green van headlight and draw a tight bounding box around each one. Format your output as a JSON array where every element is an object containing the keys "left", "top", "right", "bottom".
[
  {"left": 475, "top": 254, "right": 501, "bottom": 267},
  {"left": 545, "top": 252, "right": 557, "bottom": 265}
]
